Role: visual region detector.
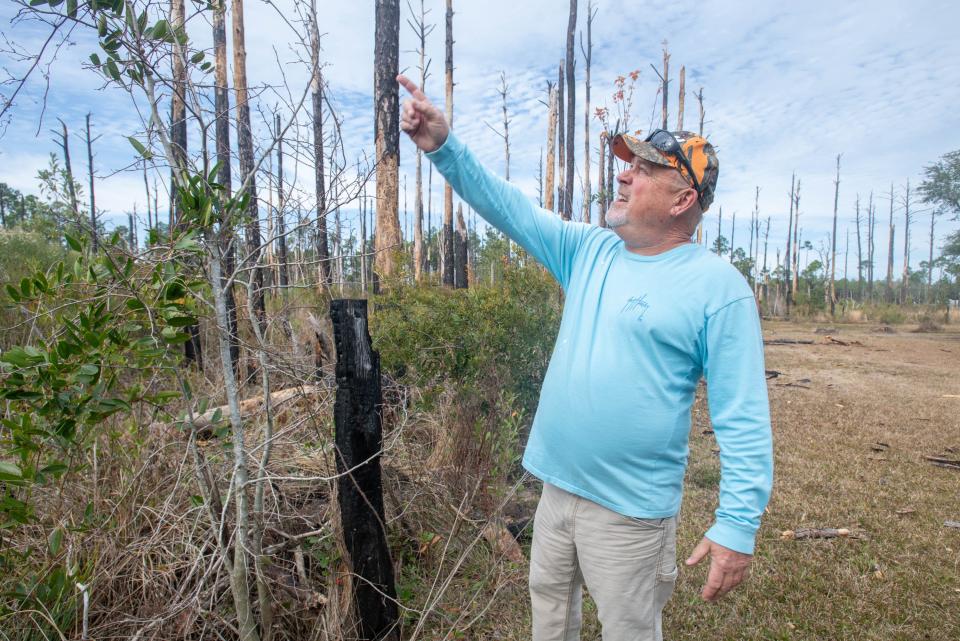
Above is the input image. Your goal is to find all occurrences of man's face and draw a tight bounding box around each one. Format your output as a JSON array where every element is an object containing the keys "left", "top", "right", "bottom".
[{"left": 606, "top": 156, "right": 689, "bottom": 230}]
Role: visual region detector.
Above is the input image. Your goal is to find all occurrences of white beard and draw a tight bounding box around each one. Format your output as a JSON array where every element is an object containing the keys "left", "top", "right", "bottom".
[{"left": 606, "top": 200, "right": 628, "bottom": 228}]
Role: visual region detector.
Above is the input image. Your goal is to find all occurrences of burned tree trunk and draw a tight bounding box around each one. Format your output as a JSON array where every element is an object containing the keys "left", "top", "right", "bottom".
[
  {"left": 830, "top": 154, "right": 840, "bottom": 317},
  {"left": 544, "top": 82, "right": 557, "bottom": 212},
  {"left": 901, "top": 180, "right": 911, "bottom": 304},
  {"left": 410, "top": 0, "right": 432, "bottom": 283},
  {"left": 556, "top": 62, "right": 565, "bottom": 217},
  {"left": 676, "top": 65, "right": 685, "bottom": 131},
  {"left": 309, "top": 0, "right": 330, "bottom": 285},
  {"left": 442, "top": 0, "right": 455, "bottom": 286},
  {"left": 597, "top": 132, "right": 606, "bottom": 227},
  {"left": 374, "top": 0, "right": 401, "bottom": 287},
  {"left": 696, "top": 87, "right": 705, "bottom": 136},
  {"left": 886, "top": 183, "right": 895, "bottom": 302},
  {"left": 56, "top": 119, "right": 80, "bottom": 231},
  {"left": 563, "top": 0, "right": 577, "bottom": 221},
  {"left": 275, "top": 113, "right": 289, "bottom": 289},
  {"left": 213, "top": 0, "right": 239, "bottom": 377},
  {"left": 84, "top": 113, "right": 98, "bottom": 252},
  {"left": 232, "top": 0, "right": 266, "bottom": 341},
  {"left": 660, "top": 44, "right": 669, "bottom": 130},
  {"left": 854, "top": 195, "right": 863, "bottom": 299},
  {"left": 331, "top": 299, "right": 399, "bottom": 641},
  {"left": 784, "top": 176, "right": 794, "bottom": 309},
  {"left": 581, "top": 0, "right": 595, "bottom": 224}
]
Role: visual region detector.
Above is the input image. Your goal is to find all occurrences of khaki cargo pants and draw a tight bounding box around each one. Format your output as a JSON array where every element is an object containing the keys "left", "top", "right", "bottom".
[{"left": 529, "top": 483, "right": 679, "bottom": 641}]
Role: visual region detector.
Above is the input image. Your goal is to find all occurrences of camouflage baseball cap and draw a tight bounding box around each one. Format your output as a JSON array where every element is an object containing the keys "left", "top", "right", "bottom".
[{"left": 611, "top": 130, "right": 719, "bottom": 211}]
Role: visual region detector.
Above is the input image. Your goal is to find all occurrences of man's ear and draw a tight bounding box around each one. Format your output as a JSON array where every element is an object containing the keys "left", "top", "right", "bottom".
[{"left": 671, "top": 188, "right": 698, "bottom": 218}]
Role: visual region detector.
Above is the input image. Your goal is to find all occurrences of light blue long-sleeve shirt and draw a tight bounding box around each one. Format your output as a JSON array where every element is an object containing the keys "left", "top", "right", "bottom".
[{"left": 426, "top": 133, "right": 773, "bottom": 554}]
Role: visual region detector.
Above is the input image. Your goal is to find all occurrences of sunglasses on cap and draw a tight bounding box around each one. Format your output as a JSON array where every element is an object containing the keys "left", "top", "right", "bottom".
[{"left": 644, "top": 129, "right": 703, "bottom": 204}]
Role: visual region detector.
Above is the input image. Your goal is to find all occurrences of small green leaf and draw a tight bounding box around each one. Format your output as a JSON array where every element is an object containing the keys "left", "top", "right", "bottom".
[
  {"left": 0, "top": 462, "right": 22, "bottom": 479},
  {"left": 64, "top": 232, "right": 82, "bottom": 252},
  {"left": 127, "top": 136, "right": 153, "bottom": 160},
  {"left": 6, "top": 284, "right": 21, "bottom": 302},
  {"left": 78, "top": 364, "right": 100, "bottom": 376},
  {"left": 89, "top": 53, "right": 101, "bottom": 67},
  {"left": 105, "top": 58, "right": 120, "bottom": 81},
  {"left": 20, "top": 277, "right": 32, "bottom": 297},
  {"left": 190, "top": 495, "right": 204, "bottom": 507},
  {"left": 39, "top": 462, "right": 68, "bottom": 476},
  {"left": 48, "top": 528, "right": 64, "bottom": 555},
  {"left": 66, "top": 0, "right": 77, "bottom": 18},
  {"left": 190, "top": 51, "right": 205, "bottom": 64},
  {"left": 150, "top": 19, "right": 169, "bottom": 41},
  {"left": 166, "top": 315, "right": 196, "bottom": 327}
]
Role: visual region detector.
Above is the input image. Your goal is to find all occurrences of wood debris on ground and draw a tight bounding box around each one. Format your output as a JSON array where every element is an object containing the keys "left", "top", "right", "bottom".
[
  {"left": 923, "top": 455, "right": 960, "bottom": 470},
  {"left": 822, "top": 335, "right": 864, "bottom": 347},
  {"left": 780, "top": 527, "right": 857, "bottom": 540}
]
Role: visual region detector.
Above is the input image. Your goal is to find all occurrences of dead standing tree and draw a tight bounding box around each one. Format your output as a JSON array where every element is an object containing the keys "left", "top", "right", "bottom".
[
  {"left": 55, "top": 119, "right": 80, "bottom": 233},
  {"left": 212, "top": 0, "right": 240, "bottom": 376},
  {"left": 563, "top": 0, "right": 576, "bottom": 221},
  {"left": 784, "top": 173, "right": 795, "bottom": 315},
  {"left": 274, "top": 113, "right": 289, "bottom": 289},
  {"left": 442, "top": 0, "right": 455, "bottom": 286},
  {"left": 900, "top": 180, "right": 912, "bottom": 304},
  {"left": 84, "top": 113, "right": 99, "bottom": 252},
  {"left": 330, "top": 299, "right": 400, "bottom": 641},
  {"left": 374, "top": 0, "right": 402, "bottom": 288},
  {"left": 676, "top": 65, "right": 685, "bottom": 131},
  {"left": 885, "top": 183, "right": 895, "bottom": 302},
  {"left": 556, "top": 62, "right": 565, "bottom": 217},
  {"left": 830, "top": 154, "right": 840, "bottom": 316},
  {"left": 232, "top": 0, "right": 266, "bottom": 342},
  {"left": 659, "top": 43, "right": 669, "bottom": 130},
  {"left": 544, "top": 81, "right": 557, "bottom": 211},
  {"left": 407, "top": 0, "right": 434, "bottom": 283},
  {"left": 580, "top": 0, "right": 596, "bottom": 224},
  {"left": 309, "top": 0, "right": 330, "bottom": 286}
]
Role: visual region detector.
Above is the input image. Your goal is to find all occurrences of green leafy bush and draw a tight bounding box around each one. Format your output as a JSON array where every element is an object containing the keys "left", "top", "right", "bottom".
[{"left": 371, "top": 265, "right": 561, "bottom": 418}]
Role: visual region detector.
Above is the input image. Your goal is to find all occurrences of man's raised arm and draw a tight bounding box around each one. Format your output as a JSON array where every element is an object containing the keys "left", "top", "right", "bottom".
[{"left": 396, "top": 74, "right": 591, "bottom": 289}]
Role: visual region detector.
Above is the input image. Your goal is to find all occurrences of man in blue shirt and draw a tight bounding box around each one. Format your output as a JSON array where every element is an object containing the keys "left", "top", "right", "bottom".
[{"left": 398, "top": 74, "right": 773, "bottom": 641}]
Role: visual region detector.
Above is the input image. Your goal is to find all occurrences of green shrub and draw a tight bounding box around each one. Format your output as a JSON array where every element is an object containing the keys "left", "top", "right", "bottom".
[{"left": 371, "top": 265, "right": 560, "bottom": 418}]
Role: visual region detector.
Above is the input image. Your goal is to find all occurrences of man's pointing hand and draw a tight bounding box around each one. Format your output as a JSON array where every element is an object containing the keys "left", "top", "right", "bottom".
[{"left": 398, "top": 74, "right": 449, "bottom": 153}]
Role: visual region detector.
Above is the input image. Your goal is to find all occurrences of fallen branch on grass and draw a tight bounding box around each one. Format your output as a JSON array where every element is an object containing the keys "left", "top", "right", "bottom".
[
  {"left": 924, "top": 455, "right": 960, "bottom": 470},
  {"left": 764, "top": 339, "right": 814, "bottom": 345},
  {"left": 823, "top": 336, "right": 864, "bottom": 347},
  {"left": 780, "top": 528, "right": 853, "bottom": 540},
  {"left": 151, "top": 385, "right": 321, "bottom": 438}
]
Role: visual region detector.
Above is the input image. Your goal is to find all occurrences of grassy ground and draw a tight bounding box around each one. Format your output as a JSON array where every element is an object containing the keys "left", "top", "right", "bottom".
[
  {"left": 426, "top": 320, "right": 960, "bottom": 641},
  {"left": 669, "top": 321, "right": 960, "bottom": 640}
]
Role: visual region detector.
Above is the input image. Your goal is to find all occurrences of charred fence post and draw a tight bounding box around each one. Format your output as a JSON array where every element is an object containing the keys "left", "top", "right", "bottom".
[{"left": 330, "top": 299, "right": 399, "bottom": 641}]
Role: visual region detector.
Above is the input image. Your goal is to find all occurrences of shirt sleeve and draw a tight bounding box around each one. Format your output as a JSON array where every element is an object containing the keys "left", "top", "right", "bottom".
[
  {"left": 700, "top": 296, "right": 774, "bottom": 555},
  {"left": 425, "top": 132, "right": 591, "bottom": 289}
]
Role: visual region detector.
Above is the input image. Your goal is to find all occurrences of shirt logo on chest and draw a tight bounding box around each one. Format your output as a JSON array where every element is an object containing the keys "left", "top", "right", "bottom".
[{"left": 621, "top": 294, "right": 650, "bottom": 321}]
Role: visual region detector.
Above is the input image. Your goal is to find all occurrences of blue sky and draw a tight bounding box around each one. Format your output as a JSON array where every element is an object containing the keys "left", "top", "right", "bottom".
[{"left": 1, "top": 0, "right": 958, "bottom": 275}]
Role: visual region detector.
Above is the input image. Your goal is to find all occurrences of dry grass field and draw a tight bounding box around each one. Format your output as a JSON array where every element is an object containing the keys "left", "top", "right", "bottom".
[{"left": 668, "top": 320, "right": 960, "bottom": 641}]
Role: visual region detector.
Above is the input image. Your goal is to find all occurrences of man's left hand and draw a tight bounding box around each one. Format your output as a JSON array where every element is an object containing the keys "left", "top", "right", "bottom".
[{"left": 684, "top": 537, "right": 752, "bottom": 601}]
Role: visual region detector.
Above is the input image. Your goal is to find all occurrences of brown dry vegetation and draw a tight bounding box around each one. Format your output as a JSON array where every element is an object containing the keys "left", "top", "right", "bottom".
[{"left": 5, "top": 319, "right": 959, "bottom": 640}]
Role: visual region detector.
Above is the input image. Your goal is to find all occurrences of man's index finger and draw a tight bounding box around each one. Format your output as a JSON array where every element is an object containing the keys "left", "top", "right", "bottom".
[{"left": 397, "top": 74, "right": 427, "bottom": 101}]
